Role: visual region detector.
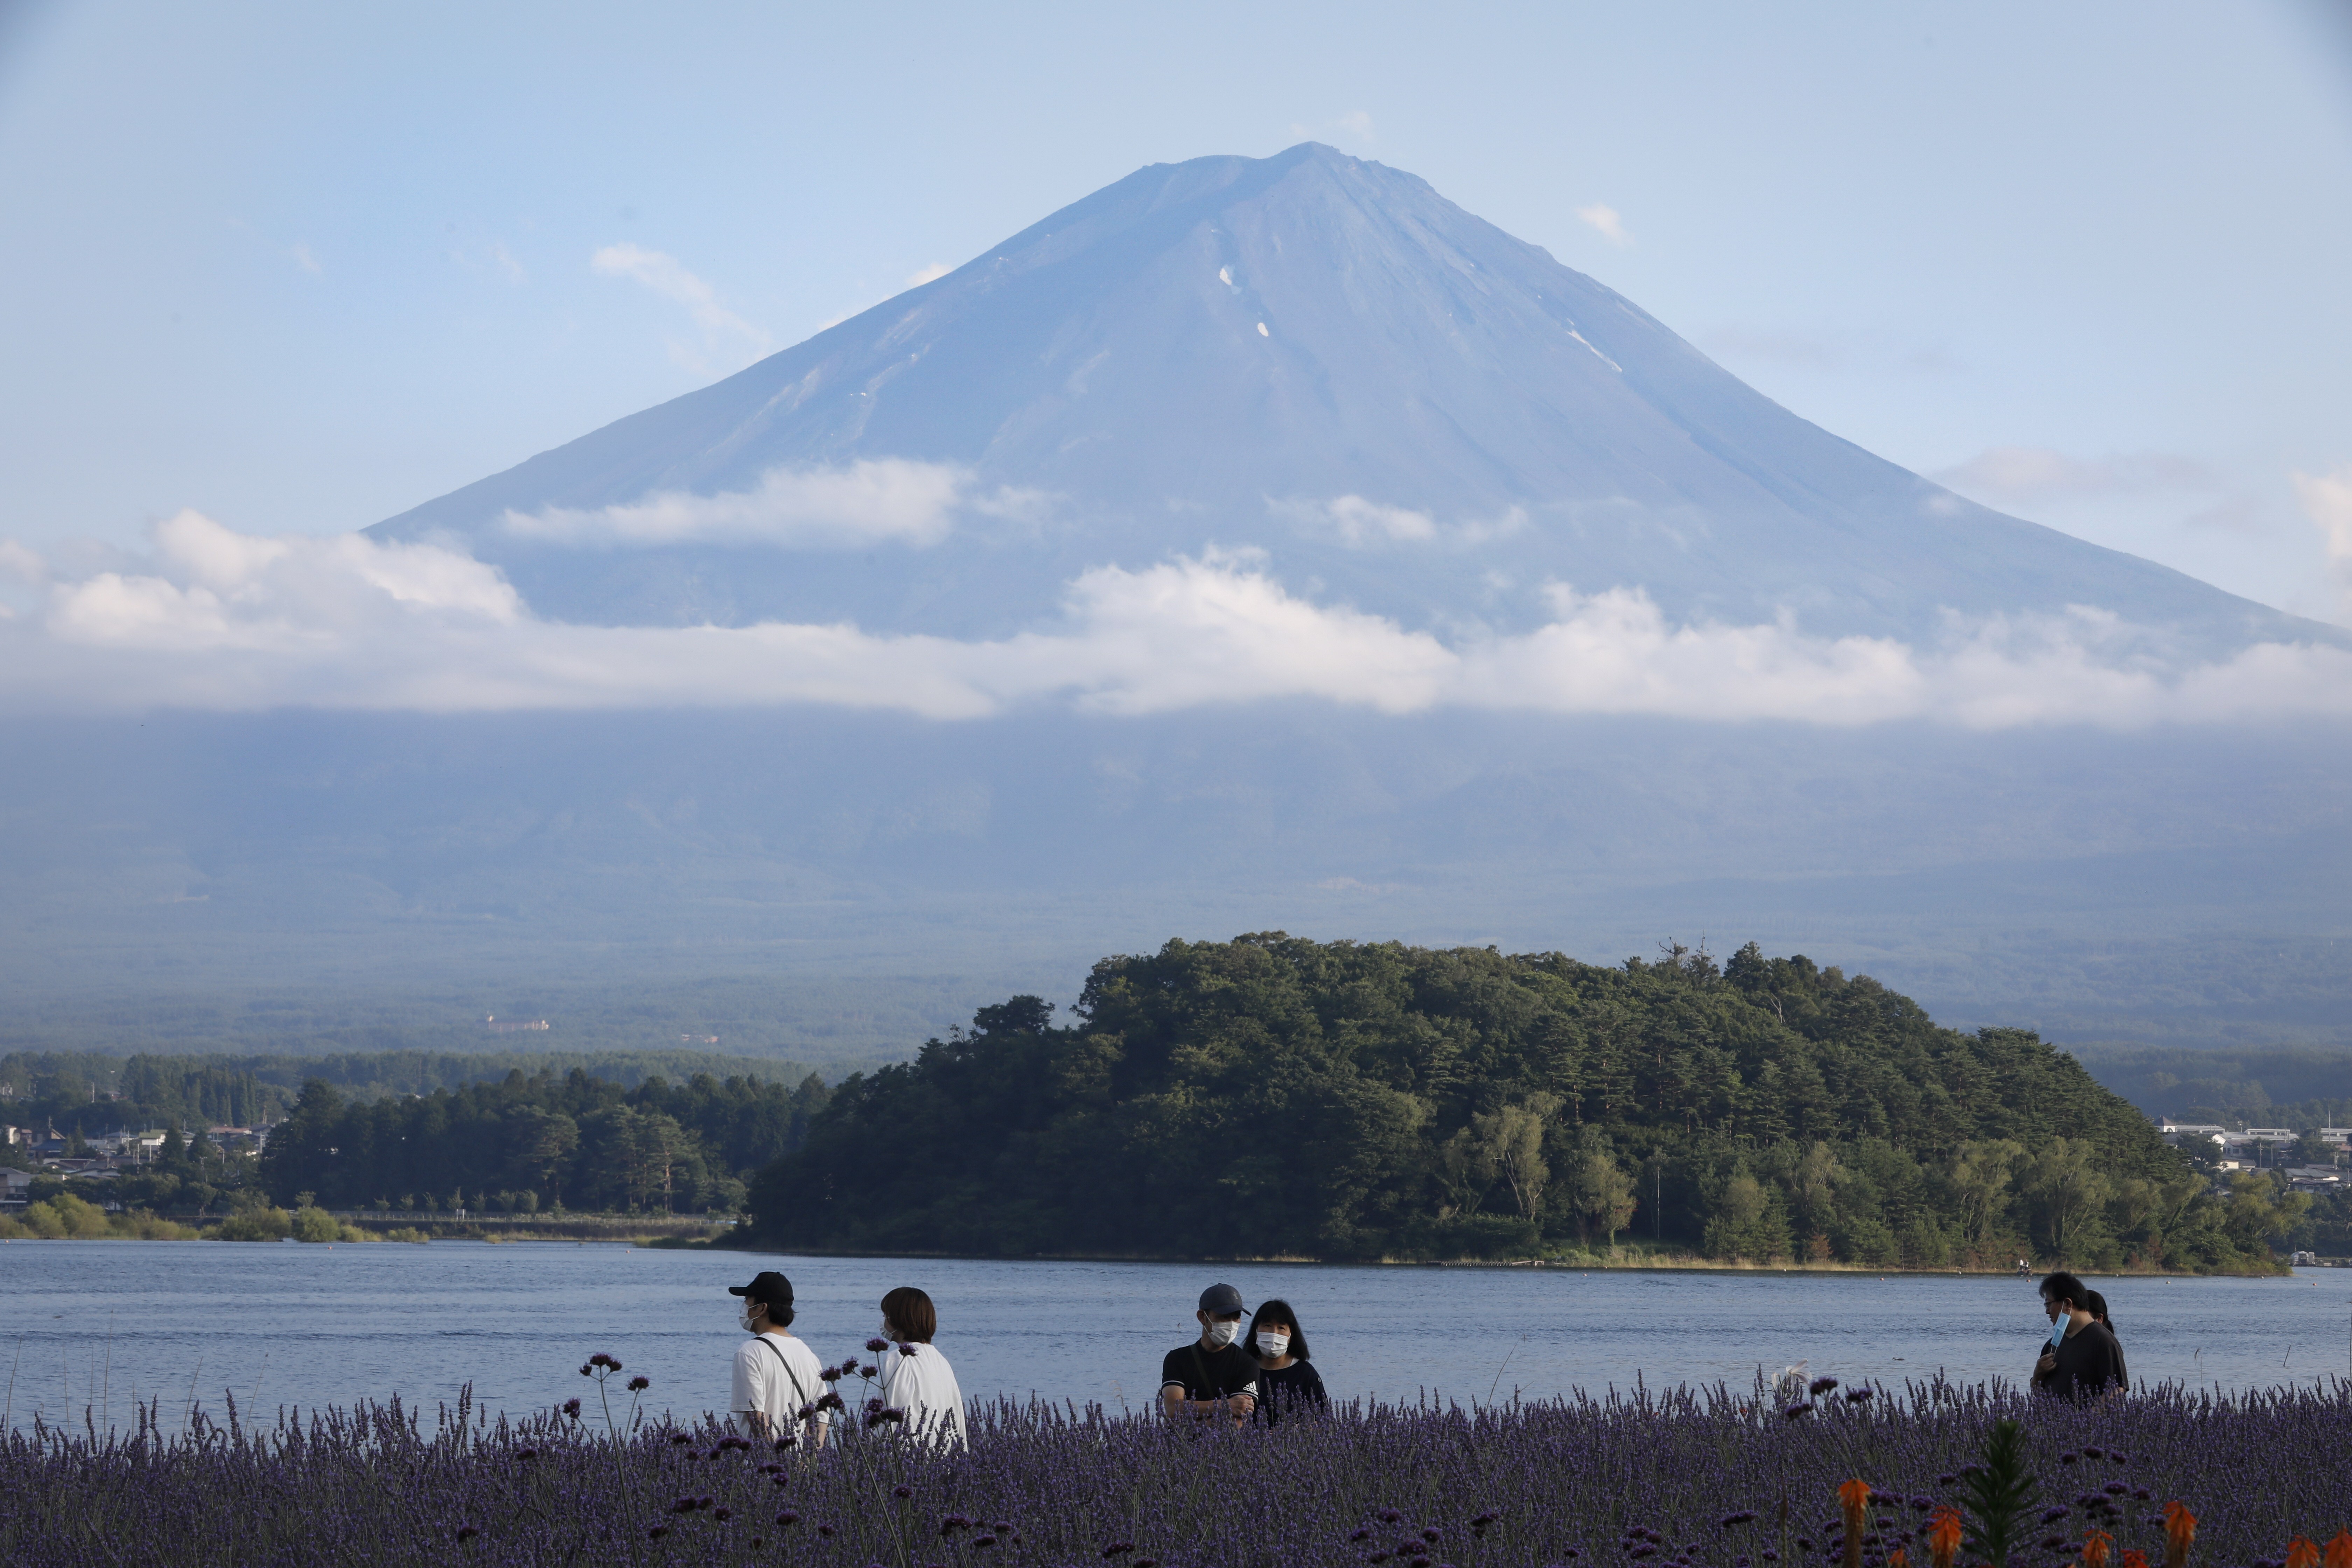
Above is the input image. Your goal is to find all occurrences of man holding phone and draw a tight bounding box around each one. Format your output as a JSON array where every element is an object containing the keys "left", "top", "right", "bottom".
[{"left": 2034, "top": 1270, "right": 2125, "bottom": 1400}]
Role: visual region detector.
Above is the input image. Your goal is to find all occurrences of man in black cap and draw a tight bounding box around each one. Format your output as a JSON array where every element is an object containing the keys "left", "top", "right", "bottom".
[
  {"left": 1159, "top": 1282, "right": 1257, "bottom": 1426},
  {"left": 728, "top": 1270, "right": 828, "bottom": 1445}
]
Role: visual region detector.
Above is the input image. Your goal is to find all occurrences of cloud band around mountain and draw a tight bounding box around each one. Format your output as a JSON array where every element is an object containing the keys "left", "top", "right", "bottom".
[
  {"left": 3, "top": 511, "right": 2348, "bottom": 726},
  {"left": 504, "top": 460, "right": 976, "bottom": 548}
]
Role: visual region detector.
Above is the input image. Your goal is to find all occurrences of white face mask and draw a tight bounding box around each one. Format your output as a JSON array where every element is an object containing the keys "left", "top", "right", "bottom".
[
  {"left": 1256, "top": 1331, "right": 1290, "bottom": 1359},
  {"left": 1203, "top": 1318, "right": 1240, "bottom": 1349},
  {"left": 739, "top": 1305, "right": 762, "bottom": 1333}
]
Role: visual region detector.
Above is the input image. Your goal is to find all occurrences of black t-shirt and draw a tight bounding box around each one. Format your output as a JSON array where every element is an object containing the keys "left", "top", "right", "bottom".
[
  {"left": 1160, "top": 1342, "right": 1260, "bottom": 1404},
  {"left": 2042, "top": 1321, "right": 2127, "bottom": 1401},
  {"left": 1253, "top": 1360, "right": 1327, "bottom": 1424}
]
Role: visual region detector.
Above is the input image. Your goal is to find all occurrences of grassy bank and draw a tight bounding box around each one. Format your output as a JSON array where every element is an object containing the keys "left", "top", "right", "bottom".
[{"left": 0, "top": 1193, "right": 728, "bottom": 1246}]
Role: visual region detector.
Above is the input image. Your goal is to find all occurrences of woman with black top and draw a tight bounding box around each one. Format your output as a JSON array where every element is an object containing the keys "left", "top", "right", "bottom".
[
  {"left": 2031, "top": 1277, "right": 2127, "bottom": 1398},
  {"left": 1245, "top": 1298, "right": 1328, "bottom": 1424}
]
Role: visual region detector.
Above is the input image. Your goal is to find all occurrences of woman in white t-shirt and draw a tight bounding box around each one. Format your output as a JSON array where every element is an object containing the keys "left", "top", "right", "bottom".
[
  {"left": 728, "top": 1270, "right": 828, "bottom": 1447},
  {"left": 874, "top": 1286, "right": 968, "bottom": 1449}
]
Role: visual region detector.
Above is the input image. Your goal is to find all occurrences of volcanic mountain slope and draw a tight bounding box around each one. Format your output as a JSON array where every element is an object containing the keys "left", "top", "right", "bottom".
[{"left": 373, "top": 142, "right": 2330, "bottom": 652}]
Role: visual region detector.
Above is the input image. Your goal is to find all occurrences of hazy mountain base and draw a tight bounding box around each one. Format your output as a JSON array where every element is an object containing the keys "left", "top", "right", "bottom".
[
  {"left": 2072, "top": 1043, "right": 2352, "bottom": 1124},
  {"left": 1, "top": 709, "right": 2345, "bottom": 1065}
]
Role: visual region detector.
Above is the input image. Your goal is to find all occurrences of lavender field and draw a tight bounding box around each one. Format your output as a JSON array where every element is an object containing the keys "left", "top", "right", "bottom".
[{"left": 6, "top": 1370, "right": 2350, "bottom": 1568}]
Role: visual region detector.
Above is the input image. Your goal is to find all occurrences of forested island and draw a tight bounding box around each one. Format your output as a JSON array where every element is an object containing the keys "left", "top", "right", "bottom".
[
  {"left": 750, "top": 935, "right": 2314, "bottom": 1271},
  {"left": 5, "top": 935, "right": 2337, "bottom": 1267}
]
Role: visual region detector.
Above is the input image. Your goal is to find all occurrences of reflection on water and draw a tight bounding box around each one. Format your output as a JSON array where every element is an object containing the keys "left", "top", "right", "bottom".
[{"left": 4, "top": 1242, "right": 2348, "bottom": 1433}]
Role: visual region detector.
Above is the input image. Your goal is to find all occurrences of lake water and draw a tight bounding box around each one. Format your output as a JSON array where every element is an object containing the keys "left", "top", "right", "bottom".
[{"left": 5, "top": 1241, "right": 2350, "bottom": 1434}]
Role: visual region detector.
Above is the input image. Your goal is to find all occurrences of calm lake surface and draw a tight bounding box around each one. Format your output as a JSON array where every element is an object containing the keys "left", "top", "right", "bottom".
[{"left": 5, "top": 1242, "right": 2349, "bottom": 1433}]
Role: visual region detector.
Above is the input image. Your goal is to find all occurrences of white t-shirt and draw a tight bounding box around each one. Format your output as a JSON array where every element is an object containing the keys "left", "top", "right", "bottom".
[
  {"left": 732, "top": 1332, "right": 828, "bottom": 1441},
  {"left": 877, "top": 1342, "right": 968, "bottom": 1448}
]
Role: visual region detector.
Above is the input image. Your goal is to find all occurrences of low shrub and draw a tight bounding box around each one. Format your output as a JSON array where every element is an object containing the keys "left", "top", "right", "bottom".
[
  {"left": 0, "top": 1199, "right": 204, "bottom": 1241},
  {"left": 211, "top": 1208, "right": 293, "bottom": 1242}
]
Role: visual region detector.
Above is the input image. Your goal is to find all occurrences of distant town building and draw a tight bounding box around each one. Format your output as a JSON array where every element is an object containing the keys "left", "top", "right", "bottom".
[{"left": 483, "top": 1016, "right": 550, "bottom": 1034}]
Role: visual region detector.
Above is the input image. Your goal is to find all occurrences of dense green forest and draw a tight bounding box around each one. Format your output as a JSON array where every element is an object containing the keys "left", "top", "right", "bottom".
[
  {"left": 750, "top": 935, "right": 2308, "bottom": 1271},
  {"left": 4, "top": 1051, "right": 828, "bottom": 1219},
  {"left": 0, "top": 1046, "right": 816, "bottom": 1145},
  {"left": 259, "top": 1068, "right": 831, "bottom": 1214}
]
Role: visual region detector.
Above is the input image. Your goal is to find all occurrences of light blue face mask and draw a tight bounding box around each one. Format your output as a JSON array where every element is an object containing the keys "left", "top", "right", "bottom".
[{"left": 2047, "top": 1314, "right": 2069, "bottom": 1349}]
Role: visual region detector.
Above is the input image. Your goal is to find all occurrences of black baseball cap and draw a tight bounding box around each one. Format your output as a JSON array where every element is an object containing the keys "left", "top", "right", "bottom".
[
  {"left": 1198, "top": 1282, "right": 1245, "bottom": 1315},
  {"left": 729, "top": 1270, "right": 794, "bottom": 1308}
]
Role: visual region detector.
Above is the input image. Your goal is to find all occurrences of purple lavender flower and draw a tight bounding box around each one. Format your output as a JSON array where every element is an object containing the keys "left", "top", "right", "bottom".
[
  {"left": 1808, "top": 1377, "right": 1838, "bottom": 1395},
  {"left": 866, "top": 1337, "right": 892, "bottom": 1353},
  {"left": 627, "top": 1375, "right": 650, "bottom": 1392}
]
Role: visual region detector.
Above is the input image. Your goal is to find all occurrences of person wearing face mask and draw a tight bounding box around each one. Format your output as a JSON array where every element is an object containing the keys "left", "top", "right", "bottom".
[
  {"left": 1243, "top": 1298, "right": 1326, "bottom": 1424},
  {"left": 1159, "top": 1282, "right": 1258, "bottom": 1425},
  {"left": 873, "top": 1286, "right": 967, "bottom": 1448},
  {"left": 728, "top": 1270, "right": 828, "bottom": 1446},
  {"left": 2033, "top": 1287, "right": 2128, "bottom": 1395}
]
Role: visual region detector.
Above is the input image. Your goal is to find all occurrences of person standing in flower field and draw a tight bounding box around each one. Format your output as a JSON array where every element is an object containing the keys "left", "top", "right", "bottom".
[
  {"left": 1160, "top": 1282, "right": 1257, "bottom": 1426},
  {"left": 2033, "top": 1269, "right": 2125, "bottom": 1400},
  {"left": 1244, "top": 1297, "right": 1327, "bottom": 1425},
  {"left": 2031, "top": 1286, "right": 2128, "bottom": 1395},
  {"left": 873, "top": 1285, "right": 968, "bottom": 1448},
  {"left": 729, "top": 1269, "right": 829, "bottom": 1446}
]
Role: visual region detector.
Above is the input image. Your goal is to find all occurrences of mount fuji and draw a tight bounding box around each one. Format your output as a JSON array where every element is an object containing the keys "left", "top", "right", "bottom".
[
  {"left": 5, "top": 146, "right": 2344, "bottom": 1058},
  {"left": 372, "top": 143, "right": 2330, "bottom": 655}
]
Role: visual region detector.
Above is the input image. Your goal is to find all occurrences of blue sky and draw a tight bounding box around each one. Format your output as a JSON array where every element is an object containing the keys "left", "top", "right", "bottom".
[{"left": 2, "top": 0, "right": 2348, "bottom": 624}]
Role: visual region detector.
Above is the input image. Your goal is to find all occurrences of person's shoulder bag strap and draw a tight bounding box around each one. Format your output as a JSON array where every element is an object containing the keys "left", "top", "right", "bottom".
[{"left": 756, "top": 1336, "right": 814, "bottom": 1420}]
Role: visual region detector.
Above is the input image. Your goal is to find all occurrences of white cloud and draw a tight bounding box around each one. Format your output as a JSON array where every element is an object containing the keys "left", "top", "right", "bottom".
[
  {"left": 5, "top": 515, "right": 2350, "bottom": 726},
  {"left": 291, "top": 243, "right": 321, "bottom": 275},
  {"left": 2293, "top": 464, "right": 2352, "bottom": 610},
  {"left": 1934, "top": 446, "right": 2218, "bottom": 504},
  {"left": 592, "top": 243, "right": 772, "bottom": 373},
  {"left": 1335, "top": 110, "right": 1376, "bottom": 143},
  {"left": 1271, "top": 495, "right": 1527, "bottom": 548},
  {"left": 904, "top": 262, "right": 951, "bottom": 288},
  {"left": 490, "top": 241, "right": 526, "bottom": 284},
  {"left": 0, "top": 540, "right": 46, "bottom": 585},
  {"left": 505, "top": 461, "right": 973, "bottom": 550},
  {"left": 1576, "top": 204, "right": 1630, "bottom": 246}
]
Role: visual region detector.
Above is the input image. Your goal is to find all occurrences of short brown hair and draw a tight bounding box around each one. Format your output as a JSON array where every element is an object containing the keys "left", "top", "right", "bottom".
[{"left": 881, "top": 1286, "right": 937, "bottom": 1344}]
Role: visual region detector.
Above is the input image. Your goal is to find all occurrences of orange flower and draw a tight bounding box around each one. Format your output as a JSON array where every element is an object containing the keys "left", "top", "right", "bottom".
[
  {"left": 2324, "top": 1532, "right": 2352, "bottom": 1568},
  {"left": 2084, "top": 1529, "right": 2114, "bottom": 1568},
  {"left": 2123, "top": 1552, "right": 2149, "bottom": 1568},
  {"left": 2287, "top": 1539, "right": 2319, "bottom": 1568},
  {"left": 1841, "top": 1480, "right": 1874, "bottom": 1517},
  {"left": 1889, "top": 1550, "right": 1908, "bottom": 1568},
  {"left": 1927, "top": 1506, "right": 1965, "bottom": 1568},
  {"left": 2164, "top": 1504, "right": 2198, "bottom": 1548}
]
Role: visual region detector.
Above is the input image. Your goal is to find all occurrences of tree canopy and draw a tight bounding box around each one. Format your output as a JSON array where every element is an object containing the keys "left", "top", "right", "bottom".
[
  {"left": 749, "top": 934, "right": 2292, "bottom": 1271},
  {"left": 261, "top": 1065, "right": 829, "bottom": 1215}
]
